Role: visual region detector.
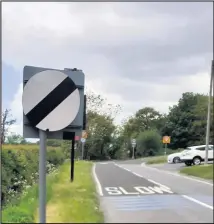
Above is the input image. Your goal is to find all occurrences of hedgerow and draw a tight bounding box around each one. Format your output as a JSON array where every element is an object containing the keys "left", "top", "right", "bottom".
[{"left": 2, "top": 144, "right": 66, "bottom": 207}]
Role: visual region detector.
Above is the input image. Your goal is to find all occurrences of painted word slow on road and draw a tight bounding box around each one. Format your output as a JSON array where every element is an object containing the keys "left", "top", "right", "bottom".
[{"left": 105, "top": 185, "right": 174, "bottom": 195}]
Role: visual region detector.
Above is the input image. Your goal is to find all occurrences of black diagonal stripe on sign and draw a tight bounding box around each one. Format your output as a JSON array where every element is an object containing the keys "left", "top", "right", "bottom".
[{"left": 26, "top": 76, "right": 77, "bottom": 127}]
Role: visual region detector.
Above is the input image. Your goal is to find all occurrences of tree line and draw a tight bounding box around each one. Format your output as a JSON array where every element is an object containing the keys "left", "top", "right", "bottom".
[{"left": 1, "top": 91, "right": 213, "bottom": 160}]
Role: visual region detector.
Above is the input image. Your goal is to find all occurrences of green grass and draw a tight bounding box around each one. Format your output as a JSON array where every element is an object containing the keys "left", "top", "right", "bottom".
[
  {"left": 35, "top": 161, "right": 104, "bottom": 223},
  {"left": 144, "top": 155, "right": 167, "bottom": 165},
  {"left": 2, "top": 161, "right": 104, "bottom": 223},
  {"left": 180, "top": 164, "right": 213, "bottom": 180}
]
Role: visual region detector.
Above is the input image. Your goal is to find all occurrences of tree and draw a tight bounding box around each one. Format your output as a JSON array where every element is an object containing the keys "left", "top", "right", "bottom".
[
  {"left": 84, "top": 111, "right": 115, "bottom": 160},
  {"left": 6, "top": 134, "right": 28, "bottom": 145},
  {"left": 82, "top": 91, "right": 121, "bottom": 160},
  {"left": 162, "top": 92, "right": 213, "bottom": 149},
  {"left": 136, "top": 130, "right": 162, "bottom": 157},
  {"left": 1, "top": 109, "right": 16, "bottom": 144},
  {"left": 86, "top": 90, "right": 121, "bottom": 118},
  {"left": 123, "top": 107, "right": 165, "bottom": 138}
]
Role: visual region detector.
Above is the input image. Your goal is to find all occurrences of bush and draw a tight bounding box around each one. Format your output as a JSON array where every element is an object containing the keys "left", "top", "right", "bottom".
[
  {"left": 136, "top": 130, "right": 162, "bottom": 157},
  {"left": 2, "top": 144, "right": 65, "bottom": 207}
]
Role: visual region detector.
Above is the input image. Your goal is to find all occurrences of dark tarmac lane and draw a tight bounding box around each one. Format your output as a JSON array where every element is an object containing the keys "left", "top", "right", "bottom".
[{"left": 94, "top": 161, "right": 213, "bottom": 223}]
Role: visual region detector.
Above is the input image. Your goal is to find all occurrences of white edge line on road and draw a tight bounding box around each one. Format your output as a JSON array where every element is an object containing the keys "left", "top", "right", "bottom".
[
  {"left": 147, "top": 179, "right": 170, "bottom": 190},
  {"left": 182, "top": 195, "right": 213, "bottom": 210},
  {"left": 132, "top": 172, "right": 143, "bottom": 178},
  {"left": 114, "top": 163, "right": 131, "bottom": 172},
  {"left": 115, "top": 163, "right": 213, "bottom": 210},
  {"left": 141, "top": 163, "right": 213, "bottom": 186},
  {"left": 92, "top": 163, "right": 103, "bottom": 196}
]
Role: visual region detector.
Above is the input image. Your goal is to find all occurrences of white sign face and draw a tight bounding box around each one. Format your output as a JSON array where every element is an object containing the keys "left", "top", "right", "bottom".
[
  {"left": 105, "top": 186, "right": 173, "bottom": 195},
  {"left": 22, "top": 70, "right": 80, "bottom": 132},
  {"left": 81, "top": 138, "right": 86, "bottom": 143},
  {"left": 132, "top": 139, "right": 136, "bottom": 143}
]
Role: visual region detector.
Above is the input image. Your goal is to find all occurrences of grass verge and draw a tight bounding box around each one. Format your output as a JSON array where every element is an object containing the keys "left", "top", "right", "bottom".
[
  {"left": 144, "top": 155, "right": 167, "bottom": 165},
  {"left": 35, "top": 161, "right": 104, "bottom": 223},
  {"left": 180, "top": 164, "right": 213, "bottom": 180},
  {"left": 2, "top": 161, "right": 104, "bottom": 223},
  {"left": 2, "top": 171, "right": 57, "bottom": 223}
]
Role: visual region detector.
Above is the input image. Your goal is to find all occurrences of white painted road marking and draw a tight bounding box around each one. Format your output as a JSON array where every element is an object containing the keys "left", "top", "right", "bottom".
[
  {"left": 141, "top": 163, "right": 213, "bottom": 186},
  {"left": 114, "top": 163, "right": 131, "bottom": 172},
  {"left": 92, "top": 164, "right": 103, "bottom": 196},
  {"left": 117, "top": 163, "right": 213, "bottom": 210},
  {"left": 132, "top": 172, "right": 142, "bottom": 178},
  {"left": 147, "top": 179, "right": 171, "bottom": 190},
  {"left": 182, "top": 195, "right": 213, "bottom": 210},
  {"left": 105, "top": 185, "right": 174, "bottom": 195}
]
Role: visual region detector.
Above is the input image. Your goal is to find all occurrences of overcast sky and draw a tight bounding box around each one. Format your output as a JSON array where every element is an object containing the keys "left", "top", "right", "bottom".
[{"left": 2, "top": 2, "right": 213, "bottom": 138}]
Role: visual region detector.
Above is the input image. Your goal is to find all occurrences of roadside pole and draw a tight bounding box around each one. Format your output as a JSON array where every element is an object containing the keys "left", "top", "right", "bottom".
[
  {"left": 132, "top": 146, "right": 135, "bottom": 159},
  {"left": 81, "top": 137, "right": 86, "bottom": 160},
  {"left": 164, "top": 143, "right": 167, "bottom": 155},
  {"left": 205, "top": 60, "right": 214, "bottom": 164},
  {"left": 39, "top": 130, "right": 47, "bottom": 223},
  {"left": 0, "top": 33, "right": 2, "bottom": 223},
  {"left": 82, "top": 142, "right": 84, "bottom": 160},
  {"left": 81, "top": 131, "right": 87, "bottom": 160},
  {"left": 131, "top": 139, "right": 136, "bottom": 159}
]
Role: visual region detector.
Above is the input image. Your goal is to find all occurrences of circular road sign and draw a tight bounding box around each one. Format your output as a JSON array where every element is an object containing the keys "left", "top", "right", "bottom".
[
  {"left": 81, "top": 138, "right": 86, "bottom": 143},
  {"left": 22, "top": 70, "right": 80, "bottom": 132}
]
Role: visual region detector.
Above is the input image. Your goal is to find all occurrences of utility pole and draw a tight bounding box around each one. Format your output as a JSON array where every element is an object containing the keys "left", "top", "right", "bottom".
[{"left": 205, "top": 60, "right": 214, "bottom": 164}]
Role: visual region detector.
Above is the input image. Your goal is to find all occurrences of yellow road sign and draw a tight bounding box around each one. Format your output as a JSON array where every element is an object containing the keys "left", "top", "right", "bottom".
[{"left": 162, "top": 136, "right": 170, "bottom": 144}]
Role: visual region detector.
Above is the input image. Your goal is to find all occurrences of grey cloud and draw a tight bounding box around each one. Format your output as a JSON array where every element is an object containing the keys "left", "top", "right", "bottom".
[
  {"left": 3, "top": 2, "right": 213, "bottom": 109},
  {"left": 62, "top": 2, "right": 213, "bottom": 84}
]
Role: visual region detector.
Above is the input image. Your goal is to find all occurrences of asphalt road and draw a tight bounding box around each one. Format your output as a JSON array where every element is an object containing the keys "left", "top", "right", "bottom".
[
  {"left": 94, "top": 161, "right": 213, "bottom": 223},
  {"left": 148, "top": 161, "right": 214, "bottom": 172}
]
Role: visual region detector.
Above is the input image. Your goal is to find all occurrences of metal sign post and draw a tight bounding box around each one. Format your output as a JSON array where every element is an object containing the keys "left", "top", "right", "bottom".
[
  {"left": 164, "top": 143, "right": 167, "bottom": 155},
  {"left": 81, "top": 137, "right": 86, "bottom": 160},
  {"left": 205, "top": 60, "right": 213, "bottom": 164},
  {"left": 81, "top": 131, "right": 87, "bottom": 160},
  {"left": 131, "top": 139, "right": 136, "bottom": 159},
  {"left": 22, "top": 67, "right": 85, "bottom": 223},
  {"left": 39, "top": 130, "right": 47, "bottom": 223},
  {"left": 70, "top": 135, "right": 75, "bottom": 182}
]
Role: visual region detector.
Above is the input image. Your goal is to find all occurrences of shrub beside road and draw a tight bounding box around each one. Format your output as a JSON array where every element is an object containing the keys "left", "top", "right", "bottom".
[
  {"left": 2, "top": 144, "right": 65, "bottom": 207},
  {"left": 180, "top": 164, "right": 213, "bottom": 180},
  {"left": 2, "top": 156, "right": 104, "bottom": 223}
]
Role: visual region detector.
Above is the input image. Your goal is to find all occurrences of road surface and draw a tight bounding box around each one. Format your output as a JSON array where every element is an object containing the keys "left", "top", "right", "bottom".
[{"left": 93, "top": 161, "right": 213, "bottom": 223}]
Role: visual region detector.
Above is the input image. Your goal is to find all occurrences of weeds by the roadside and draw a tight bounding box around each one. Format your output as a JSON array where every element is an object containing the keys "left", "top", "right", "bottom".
[{"left": 2, "top": 162, "right": 59, "bottom": 223}]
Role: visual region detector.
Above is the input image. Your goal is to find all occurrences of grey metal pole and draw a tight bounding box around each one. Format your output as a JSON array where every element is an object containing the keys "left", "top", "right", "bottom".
[
  {"left": 82, "top": 142, "right": 84, "bottom": 160},
  {"left": 39, "top": 130, "right": 47, "bottom": 223},
  {"left": 205, "top": 60, "right": 214, "bottom": 164},
  {"left": 164, "top": 144, "right": 167, "bottom": 155},
  {"left": 0, "top": 15, "right": 2, "bottom": 220},
  {"left": 132, "top": 146, "right": 134, "bottom": 159}
]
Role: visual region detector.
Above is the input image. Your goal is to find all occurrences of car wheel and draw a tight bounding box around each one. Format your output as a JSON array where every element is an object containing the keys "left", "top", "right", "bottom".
[
  {"left": 185, "top": 161, "right": 192, "bottom": 166},
  {"left": 193, "top": 157, "right": 201, "bottom": 165},
  {"left": 173, "top": 157, "right": 180, "bottom": 164}
]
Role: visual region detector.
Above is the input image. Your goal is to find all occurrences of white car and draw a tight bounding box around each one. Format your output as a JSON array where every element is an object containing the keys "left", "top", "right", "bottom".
[
  {"left": 180, "top": 144, "right": 213, "bottom": 166},
  {"left": 167, "top": 148, "right": 192, "bottom": 164}
]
